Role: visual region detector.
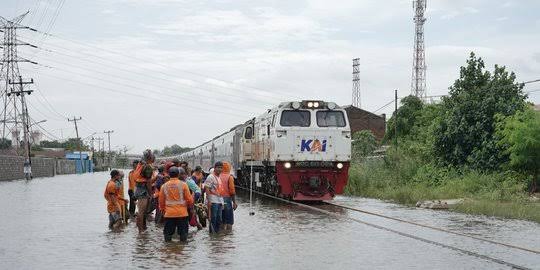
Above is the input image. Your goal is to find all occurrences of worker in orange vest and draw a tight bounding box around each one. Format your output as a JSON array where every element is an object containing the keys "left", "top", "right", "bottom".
[
  {"left": 220, "top": 162, "right": 237, "bottom": 230},
  {"left": 134, "top": 150, "right": 157, "bottom": 233},
  {"left": 104, "top": 169, "right": 127, "bottom": 230},
  {"left": 127, "top": 160, "right": 139, "bottom": 217},
  {"left": 159, "top": 166, "right": 194, "bottom": 242}
]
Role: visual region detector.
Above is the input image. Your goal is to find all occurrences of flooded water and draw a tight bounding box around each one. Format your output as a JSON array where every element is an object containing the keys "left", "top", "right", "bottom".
[{"left": 0, "top": 172, "right": 539, "bottom": 269}]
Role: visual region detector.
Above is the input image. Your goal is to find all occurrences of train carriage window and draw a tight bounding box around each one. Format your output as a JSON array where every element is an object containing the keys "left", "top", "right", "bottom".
[
  {"left": 316, "top": 111, "right": 346, "bottom": 127},
  {"left": 244, "top": 126, "right": 253, "bottom": 139},
  {"left": 280, "top": 110, "right": 310, "bottom": 127}
]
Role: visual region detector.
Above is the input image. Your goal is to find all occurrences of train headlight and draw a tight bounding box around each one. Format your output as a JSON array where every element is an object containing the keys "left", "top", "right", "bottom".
[
  {"left": 307, "top": 102, "right": 314, "bottom": 108},
  {"left": 284, "top": 162, "right": 292, "bottom": 169},
  {"left": 313, "top": 102, "right": 320, "bottom": 108},
  {"left": 327, "top": 102, "right": 336, "bottom": 110},
  {"left": 336, "top": 162, "right": 344, "bottom": 169},
  {"left": 292, "top": 102, "right": 301, "bottom": 110}
]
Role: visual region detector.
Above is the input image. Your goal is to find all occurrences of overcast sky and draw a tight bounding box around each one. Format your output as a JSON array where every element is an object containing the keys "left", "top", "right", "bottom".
[{"left": 2, "top": 0, "right": 540, "bottom": 154}]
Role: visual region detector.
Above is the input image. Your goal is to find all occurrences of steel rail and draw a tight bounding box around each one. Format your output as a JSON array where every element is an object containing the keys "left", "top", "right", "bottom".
[
  {"left": 236, "top": 186, "right": 532, "bottom": 270},
  {"left": 325, "top": 201, "right": 540, "bottom": 255}
]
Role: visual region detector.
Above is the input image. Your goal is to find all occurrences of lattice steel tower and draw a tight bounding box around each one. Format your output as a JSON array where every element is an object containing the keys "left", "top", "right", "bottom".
[
  {"left": 411, "top": 0, "right": 427, "bottom": 98},
  {"left": 352, "top": 58, "right": 360, "bottom": 108},
  {"left": 0, "top": 12, "right": 36, "bottom": 156}
]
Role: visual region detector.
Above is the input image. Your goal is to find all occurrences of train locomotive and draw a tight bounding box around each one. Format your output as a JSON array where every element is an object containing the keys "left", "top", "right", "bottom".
[{"left": 179, "top": 100, "right": 351, "bottom": 201}]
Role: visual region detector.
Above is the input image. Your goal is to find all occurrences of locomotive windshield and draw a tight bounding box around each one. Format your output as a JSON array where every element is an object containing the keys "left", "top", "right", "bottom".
[
  {"left": 280, "top": 110, "right": 311, "bottom": 127},
  {"left": 316, "top": 111, "right": 346, "bottom": 127}
]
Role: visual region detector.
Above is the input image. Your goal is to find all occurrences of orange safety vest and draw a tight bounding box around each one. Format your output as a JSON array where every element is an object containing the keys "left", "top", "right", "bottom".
[
  {"left": 159, "top": 179, "right": 192, "bottom": 218},
  {"left": 128, "top": 170, "right": 136, "bottom": 191},
  {"left": 206, "top": 174, "right": 225, "bottom": 196},
  {"left": 219, "top": 173, "right": 233, "bottom": 197}
]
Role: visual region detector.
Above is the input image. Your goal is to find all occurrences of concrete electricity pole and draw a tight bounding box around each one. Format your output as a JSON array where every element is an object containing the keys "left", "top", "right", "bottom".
[
  {"left": 94, "top": 137, "right": 104, "bottom": 167},
  {"left": 8, "top": 76, "right": 34, "bottom": 166},
  {"left": 68, "top": 116, "right": 84, "bottom": 173},
  {"left": 104, "top": 130, "right": 114, "bottom": 169}
]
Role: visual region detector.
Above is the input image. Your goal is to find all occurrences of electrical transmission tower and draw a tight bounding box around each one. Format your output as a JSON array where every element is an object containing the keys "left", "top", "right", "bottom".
[
  {"left": 411, "top": 0, "right": 427, "bottom": 98},
  {"left": 352, "top": 58, "right": 361, "bottom": 108},
  {"left": 0, "top": 12, "right": 38, "bottom": 161}
]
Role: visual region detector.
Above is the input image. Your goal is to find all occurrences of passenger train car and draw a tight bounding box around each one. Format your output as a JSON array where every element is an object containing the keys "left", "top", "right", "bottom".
[{"left": 179, "top": 100, "right": 351, "bottom": 201}]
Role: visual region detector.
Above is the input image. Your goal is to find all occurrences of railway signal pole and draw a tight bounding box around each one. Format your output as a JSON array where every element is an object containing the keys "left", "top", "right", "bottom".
[
  {"left": 68, "top": 117, "right": 84, "bottom": 173},
  {"left": 104, "top": 130, "right": 114, "bottom": 169}
]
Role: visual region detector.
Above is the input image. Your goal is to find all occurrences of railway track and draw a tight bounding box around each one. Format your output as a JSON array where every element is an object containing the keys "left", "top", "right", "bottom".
[{"left": 238, "top": 186, "right": 538, "bottom": 270}]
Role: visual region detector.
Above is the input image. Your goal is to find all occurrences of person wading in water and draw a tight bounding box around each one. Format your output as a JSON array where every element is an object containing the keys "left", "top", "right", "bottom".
[
  {"left": 104, "top": 170, "right": 127, "bottom": 230},
  {"left": 133, "top": 149, "right": 157, "bottom": 233},
  {"left": 159, "top": 167, "right": 194, "bottom": 242},
  {"left": 204, "top": 162, "right": 224, "bottom": 233},
  {"left": 128, "top": 160, "right": 139, "bottom": 218}
]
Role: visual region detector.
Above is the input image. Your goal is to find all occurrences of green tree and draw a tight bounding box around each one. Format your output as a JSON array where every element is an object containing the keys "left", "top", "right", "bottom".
[
  {"left": 352, "top": 130, "right": 378, "bottom": 162},
  {"left": 384, "top": 95, "right": 424, "bottom": 143},
  {"left": 161, "top": 144, "right": 192, "bottom": 156},
  {"left": 41, "top": 139, "right": 89, "bottom": 151},
  {"left": 433, "top": 52, "right": 526, "bottom": 170},
  {"left": 40, "top": 140, "right": 63, "bottom": 148},
  {"left": 497, "top": 108, "right": 540, "bottom": 193},
  {"left": 0, "top": 138, "right": 12, "bottom": 149}
]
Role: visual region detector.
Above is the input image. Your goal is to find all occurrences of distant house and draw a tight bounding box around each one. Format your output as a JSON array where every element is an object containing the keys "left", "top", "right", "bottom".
[{"left": 343, "top": 105, "right": 386, "bottom": 140}]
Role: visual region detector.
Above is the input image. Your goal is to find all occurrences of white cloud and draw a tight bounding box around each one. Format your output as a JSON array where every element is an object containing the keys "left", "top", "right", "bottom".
[{"left": 11, "top": 0, "right": 540, "bottom": 153}]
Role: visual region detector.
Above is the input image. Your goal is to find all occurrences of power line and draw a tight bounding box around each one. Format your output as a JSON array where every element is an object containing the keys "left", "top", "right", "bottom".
[
  {"left": 23, "top": 51, "right": 273, "bottom": 110},
  {"left": 20, "top": 67, "right": 248, "bottom": 119},
  {"left": 25, "top": 64, "right": 256, "bottom": 115},
  {"left": 31, "top": 30, "right": 302, "bottom": 100},
  {"left": 22, "top": 41, "right": 283, "bottom": 105}
]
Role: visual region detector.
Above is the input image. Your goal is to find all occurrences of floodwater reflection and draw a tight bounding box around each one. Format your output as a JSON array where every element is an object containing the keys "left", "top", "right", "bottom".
[{"left": 0, "top": 172, "right": 538, "bottom": 269}]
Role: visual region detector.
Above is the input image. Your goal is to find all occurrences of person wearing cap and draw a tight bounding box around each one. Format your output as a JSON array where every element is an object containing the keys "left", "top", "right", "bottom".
[
  {"left": 219, "top": 161, "right": 237, "bottom": 230},
  {"left": 159, "top": 166, "right": 194, "bottom": 242},
  {"left": 204, "top": 162, "right": 224, "bottom": 233},
  {"left": 127, "top": 160, "right": 139, "bottom": 217}
]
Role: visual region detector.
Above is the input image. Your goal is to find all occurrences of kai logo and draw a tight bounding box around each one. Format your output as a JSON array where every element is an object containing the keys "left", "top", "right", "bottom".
[{"left": 300, "top": 139, "right": 327, "bottom": 152}]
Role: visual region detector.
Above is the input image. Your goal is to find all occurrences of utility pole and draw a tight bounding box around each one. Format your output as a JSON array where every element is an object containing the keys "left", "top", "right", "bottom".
[
  {"left": 8, "top": 76, "right": 34, "bottom": 167},
  {"left": 394, "top": 89, "right": 398, "bottom": 149},
  {"left": 90, "top": 136, "right": 95, "bottom": 167},
  {"left": 411, "top": 0, "right": 427, "bottom": 98},
  {"left": 104, "top": 130, "right": 114, "bottom": 169},
  {"left": 68, "top": 117, "right": 84, "bottom": 173},
  {"left": 94, "top": 137, "right": 103, "bottom": 168},
  {"left": 352, "top": 58, "right": 361, "bottom": 108}
]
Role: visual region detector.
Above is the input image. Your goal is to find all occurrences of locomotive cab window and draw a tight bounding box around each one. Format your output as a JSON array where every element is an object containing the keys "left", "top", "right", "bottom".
[
  {"left": 244, "top": 126, "right": 253, "bottom": 139},
  {"left": 280, "top": 110, "right": 310, "bottom": 127},
  {"left": 316, "top": 111, "right": 346, "bottom": 127}
]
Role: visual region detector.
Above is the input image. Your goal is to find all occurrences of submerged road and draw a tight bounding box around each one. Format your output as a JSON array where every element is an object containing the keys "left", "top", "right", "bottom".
[{"left": 0, "top": 172, "right": 539, "bottom": 269}]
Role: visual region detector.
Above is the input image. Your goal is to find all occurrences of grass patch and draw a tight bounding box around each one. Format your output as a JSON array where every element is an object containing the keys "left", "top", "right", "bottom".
[
  {"left": 454, "top": 200, "right": 540, "bottom": 223},
  {"left": 345, "top": 156, "right": 539, "bottom": 223}
]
